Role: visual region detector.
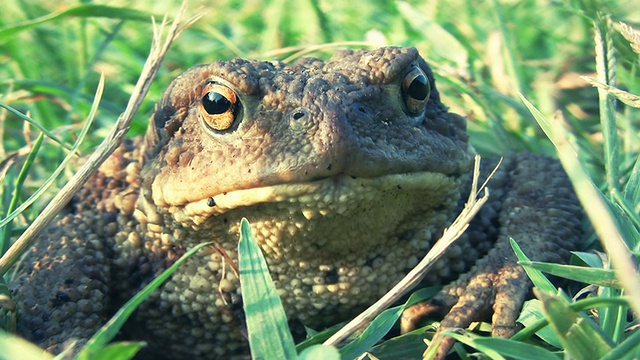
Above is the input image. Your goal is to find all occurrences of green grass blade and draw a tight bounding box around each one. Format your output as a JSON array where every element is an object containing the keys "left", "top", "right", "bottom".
[
  {"left": 88, "top": 342, "right": 145, "bottom": 360},
  {"left": 513, "top": 296, "right": 631, "bottom": 343},
  {"left": 520, "top": 261, "right": 619, "bottom": 288},
  {"left": 436, "top": 330, "right": 506, "bottom": 360},
  {"left": 337, "top": 287, "right": 440, "bottom": 358},
  {"left": 572, "top": 251, "right": 605, "bottom": 268},
  {"left": 594, "top": 14, "right": 620, "bottom": 195},
  {"left": 295, "top": 323, "right": 343, "bottom": 352},
  {"left": 601, "top": 327, "right": 640, "bottom": 360},
  {"left": 0, "top": 132, "right": 43, "bottom": 255},
  {"left": 0, "top": 102, "right": 71, "bottom": 150},
  {"left": 489, "top": 0, "right": 524, "bottom": 95},
  {"left": 510, "top": 238, "right": 557, "bottom": 293},
  {"left": 620, "top": 153, "right": 640, "bottom": 229},
  {"left": 0, "top": 5, "right": 151, "bottom": 41},
  {"left": 582, "top": 78, "right": 640, "bottom": 109},
  {"left": 338, "top": 305, "right": 403, "bottom": 359},
  {"left": 517, "top": 300, "right": 562, "bottom": 348},
  {"left": 369, "top": 333, "right": 431, "bottom": 359},
  {"left": 75, "top": 242, "right": 212, "bottom": 360},
  {"left": 259, "top": 0, "right": 286, "bottom": 54},
  {"left": 467, "top": 336, "right": 561, "bottom": 360},
  {"left": 519, "top": 93, "right": 640, "bottom": 319},
  {"left": 238, "top": 218, "right": 297, "bottom": 360}
]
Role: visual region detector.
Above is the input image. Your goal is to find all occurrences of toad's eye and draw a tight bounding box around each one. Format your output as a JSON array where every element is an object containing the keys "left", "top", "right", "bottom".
[
  {"left": 199, "top": 82, "right": 238, "bottom": 131},
  {"left": 401, "top": 67, "right": 430, "bottom": 116}
]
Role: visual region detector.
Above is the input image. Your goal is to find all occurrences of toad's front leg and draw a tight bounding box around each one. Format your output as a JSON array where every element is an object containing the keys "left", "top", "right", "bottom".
[{"left": 402, "top": 154, "right": 583, "bottom": 359}]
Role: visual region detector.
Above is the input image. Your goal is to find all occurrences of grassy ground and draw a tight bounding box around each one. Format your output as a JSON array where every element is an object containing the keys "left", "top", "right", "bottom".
[{"left": 1, "top": 0, "right": 640, "bottom": 359}]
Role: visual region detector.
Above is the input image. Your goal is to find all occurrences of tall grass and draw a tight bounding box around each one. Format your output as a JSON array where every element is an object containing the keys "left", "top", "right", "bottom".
[{"left": 1, "top": 0, "right": 639, "bottom": 359}]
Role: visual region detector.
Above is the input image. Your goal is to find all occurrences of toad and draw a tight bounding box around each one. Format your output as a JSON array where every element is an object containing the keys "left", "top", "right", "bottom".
[{"left": 9, "top": 47, "right": 583, "bottom": 359}]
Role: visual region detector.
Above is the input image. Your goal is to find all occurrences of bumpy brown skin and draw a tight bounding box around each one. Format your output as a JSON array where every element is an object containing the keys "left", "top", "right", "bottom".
[{"left": 9, "top": 47, "right": 582, "bottom": 359}]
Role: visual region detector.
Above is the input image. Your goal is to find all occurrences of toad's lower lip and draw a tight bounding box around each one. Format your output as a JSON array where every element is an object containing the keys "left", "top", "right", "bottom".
[{"left": 168, "top": 171, "right": 462, "bottom": 226}]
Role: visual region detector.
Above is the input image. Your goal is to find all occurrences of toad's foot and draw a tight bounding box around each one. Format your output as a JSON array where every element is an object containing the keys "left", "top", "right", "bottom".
[{"left": 401, "top": 249, "right": 531, "bottom": 359}]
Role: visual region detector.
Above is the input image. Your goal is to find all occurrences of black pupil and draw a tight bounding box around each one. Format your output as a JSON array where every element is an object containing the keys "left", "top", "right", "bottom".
[
  {"left": 407, "top": 74, "right": 429, "bottom": 100},
  {"left": 203, "top": 91, "right": 232, "bottom": 115}
]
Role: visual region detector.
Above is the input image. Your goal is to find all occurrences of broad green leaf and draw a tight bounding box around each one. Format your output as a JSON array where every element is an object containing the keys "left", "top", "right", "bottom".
[{"left": 239, "top": 218, "right": 297, "bottom": 360}]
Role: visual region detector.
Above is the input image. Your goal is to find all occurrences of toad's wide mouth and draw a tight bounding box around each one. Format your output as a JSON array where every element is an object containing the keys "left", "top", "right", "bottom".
[{"left": 164, "top": 171, "right": 464, "bottom": 227}]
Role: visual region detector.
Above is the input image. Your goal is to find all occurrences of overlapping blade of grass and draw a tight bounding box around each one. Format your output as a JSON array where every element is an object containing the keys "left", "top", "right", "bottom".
[
  {"left": 601, "top": 329, "right": 640, "bottom": 360},
  {"left": 82, "top": 342, "right": 145, "bottom": 360},
  {"left": 517, "top": 300, "right": 562, "bottom": 348},
  {"left": 512, "top": 238, "right": 625, "bottom": 355},
  {"left": 0, "top": 132, "right": 43, "bottom": 255},
  {"left": 1, "top": 3, "right": 153, "bottom": 133},
  {"left": 337, "top": 288, "right": 439, "bottom": 359},
  {"left": 520, "top": 94, "right": 637, "bottom": 346},
  {"left": 396, "top": 1, "right": 468, "bottom": 67},
  {"left": 519, "top": 94, "right": 640, "bottom": 310},
  {"left": 537, "top": 289, "right": 614, "bottom": 360},
  {"left": 511, "top": 239, "right": 558, "bottom": 294},
  {"left": 440, "top": 332, "right": 561, "bottom": 360},
  {"left": 594, "top": 15, "right": 621, "bottom": 195},
  {"left": 520, "top": 261, "right": 619, "bottom": 288},
  {"left": 238, "top": 218, "right": 301, "bottom": 360}
]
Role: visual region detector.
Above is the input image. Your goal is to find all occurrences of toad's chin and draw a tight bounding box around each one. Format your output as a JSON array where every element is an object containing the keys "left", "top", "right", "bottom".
[
  {"left": 177, "top": 172, "right": 461, "bottom": 221},
  {"left": 136, "top": 172, "right": 464, "bottom": 259}
]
